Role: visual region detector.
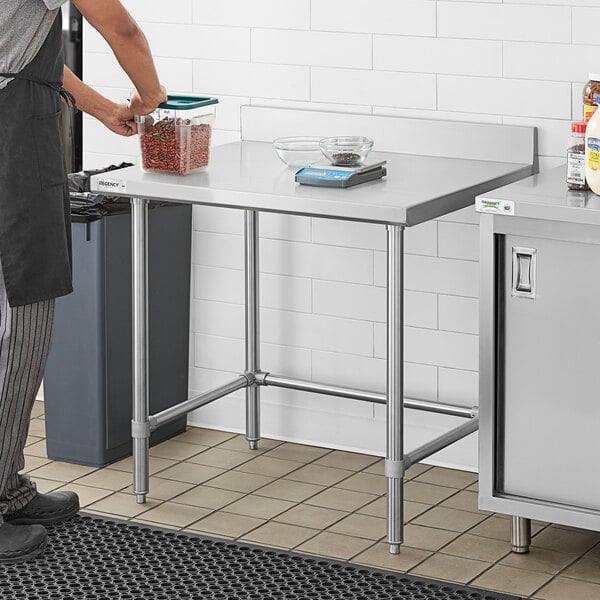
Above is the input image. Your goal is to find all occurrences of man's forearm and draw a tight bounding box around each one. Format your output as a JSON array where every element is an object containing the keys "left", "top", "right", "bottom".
[{"left": 62, "top": 66, "right": 115, "bottom": 117}]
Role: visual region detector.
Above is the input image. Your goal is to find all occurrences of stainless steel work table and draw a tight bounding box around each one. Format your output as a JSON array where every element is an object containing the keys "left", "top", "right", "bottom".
[{"left": 90, "top": 111, "right": 535, "bottom": 553}]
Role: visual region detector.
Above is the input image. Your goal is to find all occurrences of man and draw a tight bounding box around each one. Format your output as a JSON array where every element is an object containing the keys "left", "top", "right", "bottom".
[{"left": 0, "top": 0, "right": 166, "bottom": 562}]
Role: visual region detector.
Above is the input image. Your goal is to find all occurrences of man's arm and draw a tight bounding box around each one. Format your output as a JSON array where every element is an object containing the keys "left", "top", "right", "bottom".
[
  {"left": 64, "top": 0, "right": 166, "bottom": 136},
  {"left": 71, "top": 0, "right": 165, "bottom": 114},
  {"left": 63, "top": 66, "right": 137, "bottom": 136}
]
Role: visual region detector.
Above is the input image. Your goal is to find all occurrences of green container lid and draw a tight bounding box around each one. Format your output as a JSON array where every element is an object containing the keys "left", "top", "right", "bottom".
[{"left": 159, "top": 95, "right": 218, "bottom": 110}]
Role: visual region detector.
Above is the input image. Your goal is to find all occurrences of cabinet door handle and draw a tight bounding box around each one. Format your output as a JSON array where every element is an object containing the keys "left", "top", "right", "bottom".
[{"left": 512, "top": 246, "right": 536, "bottom": 299}]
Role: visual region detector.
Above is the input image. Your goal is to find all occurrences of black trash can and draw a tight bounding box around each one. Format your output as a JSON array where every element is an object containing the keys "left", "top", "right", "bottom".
[{"left": 44, "top": 164, "right": 190, "bottom": 466}]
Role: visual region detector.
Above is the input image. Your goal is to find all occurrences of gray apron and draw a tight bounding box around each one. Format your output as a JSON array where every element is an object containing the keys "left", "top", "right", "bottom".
[{"left": 0, "top": 11, "right": 73, "bottom": 307}]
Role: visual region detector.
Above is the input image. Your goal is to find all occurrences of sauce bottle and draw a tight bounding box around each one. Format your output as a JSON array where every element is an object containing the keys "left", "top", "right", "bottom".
[
  {"left": 583, "top": 74, "right": 600, "bottom": 123},
  {"left": 585, "top": 95, "right": 600, "bottom": 195}
]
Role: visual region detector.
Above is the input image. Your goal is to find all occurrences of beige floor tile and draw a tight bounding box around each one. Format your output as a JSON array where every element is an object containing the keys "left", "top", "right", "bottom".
[
  {"left": 155, "top": 462, "right": 225, "bottom": 485},
  {"left": 501, "top": 546, "right": 578, "bottom": 574},
  {"left": 223, "top": 495, "right": 295, "bottom": 520},
  {"left": 31, "top": 478, "right": 63, "bottom": 493},
  {"left": 404, "top": 480, "right": 456, "bottom": 505},
  {"left": 241, "top": 521, "right": 318, "bottom": 550},
  {"left": 465, "top": 480, "right": 479, "bottom": 493},
  {"left": 439, "top": 490, "right": 489, "bottom": 514},
  {"left": 255, "top": 479, "right": 325, "bottom": 503},
  {"left": 561, "top": 556, "right": 600, "bottom": 584},
  {"left": 412, "top": 506, "right": 487, "bottom": 533},
  {"left": 328, "top": 513, "right": 386, "bottom": 541},
  {"left": 354, "top": 542, "right": 432, "bottom": 572},
  {"left": 172, "top": 486, "right": 244, "bottom": 510},
  {"left": 141, "top": 502, "right": 211, "bottom": 528},
  {"left": 304, "top": 487, "right": 376, "bottom": 512},
  {"left": 174, "top": 427, "right": 237, "bottom": 447},
  {"left": 56, "top": 483, "right": 113, "bottom": 508},
  {"left": 29, "top": 461, "right": 96, "bottom": 483},
  {"left": 584, "top": 542, "right": 600, "bottom": 560},
  {"left": 442, "top": 533, "right": 511, "bottom": 562},
  {"left": 27, "top": 418, "right": 46, "bottom": 438},
  {"left": 473, "top": 564, "right": 552, "bottom": 597},
  {"left": 187, "top": 448, "right": 253, "bottom": 470},
  {"left": 314, "top": 450, "right": 379, "bottom": 471},
  {"left": 235, "top": 456, "right": 303, "bottom": 478},
  {"left": 23, "top": 440, "right": 48, "bottom": 458},
  {"left": 216, "top": 435, "right": 281, "bottom": 455},
  {"left": 335, "top": 472, "right": 386, "bottom": 495},
  {"left": 263, "top": 442, "right": 329, "bottom": 463},
  {"left": 74, "top": 468, "right": 135, "bottom": 491},
  {"left": 31, "top": 401, "right": 45, "bottom": 418},
  {"left": 206, "top": 470, "right": 274, "bottom": 494},
  {"left": 274, "top": 504, "right": 347, "bottom": 529},
  {"left": 533, "top": 526, "right": 599, "bottom": 555},
  {"left": 149, "top": 440, "right": 205, "bottom": 461},
  {"left": 296, "top": 531, "right": 373, "bottom": 560},
  {"left": 404, "top": 463, "right": 434, "bottom": 480},
  {"left": 536, "top": 577, "right": 600, "bottom": 600},
  {"left": 191, "top": 512, "right": 265, "bottom": 539},
  {"left": 410, "top": 553, "right": 490, "bottom": 584},
  {"left": 25, "top": 435, "right": 42, "bottom": 448},
  {"left": 403, "top": 523, "right": 460, "bottom": 552},
  {"left": 285, "top": 464, "right": 352, "bottom": 487},
  {"left": 23, "top": 455, "right": 51, "bottom": 472},
  {"left": 88, "top": 493, "right": 161, "bottom": 518},
  {"left": 413, "top": 467, "right": 478, "bottom": 490},
  {"left": 362, "top": 458, "right": 384, "bottom": 476},
  {"left": 471, "top": 515, "right": 544, "bottom": 542},
  {"left": 107, "top": 455, "right": 178, "bottom": 476}
]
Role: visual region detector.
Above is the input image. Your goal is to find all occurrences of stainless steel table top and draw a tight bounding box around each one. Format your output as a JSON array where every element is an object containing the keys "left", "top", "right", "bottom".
[
  {"left": 91, "top": 140, "right": 532, "bottom": 227},
  {"left": 478, "top": 164, "right": 600, "bottom": 226}
]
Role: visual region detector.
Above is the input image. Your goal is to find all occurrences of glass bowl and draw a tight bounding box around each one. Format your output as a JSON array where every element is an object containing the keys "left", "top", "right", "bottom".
[
  {"left": 273, "top": 137, "right": 324, "bottom": 167},
  {"left": 319, "top": 136, "right": 374, "bottom": 166}
]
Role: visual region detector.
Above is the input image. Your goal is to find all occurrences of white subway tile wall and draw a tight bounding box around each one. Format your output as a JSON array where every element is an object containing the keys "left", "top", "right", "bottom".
[{"left": 82, "top": 0, "right": 584, "bottom": 459}]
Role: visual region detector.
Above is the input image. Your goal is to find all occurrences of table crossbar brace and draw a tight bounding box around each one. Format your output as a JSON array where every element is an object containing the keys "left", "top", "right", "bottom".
[
  {"left": 257, "top": 373, "right": 477, "bottom": 419},
  {"left": 148, "top": 375, "right": 251, "bottom": 432},
  {"left": 404, "top": 417, "right": 479, "bottom": 469}
]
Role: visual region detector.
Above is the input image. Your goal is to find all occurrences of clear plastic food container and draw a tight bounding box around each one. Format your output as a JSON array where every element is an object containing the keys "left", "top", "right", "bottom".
[{"left": 136, "top": 95, "right": 218, "bottom": 175}]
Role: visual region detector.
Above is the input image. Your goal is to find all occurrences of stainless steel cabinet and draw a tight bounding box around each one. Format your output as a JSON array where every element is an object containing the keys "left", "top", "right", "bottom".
[{"left": 479, "top": 211, "right": 600, "bottom": 551}]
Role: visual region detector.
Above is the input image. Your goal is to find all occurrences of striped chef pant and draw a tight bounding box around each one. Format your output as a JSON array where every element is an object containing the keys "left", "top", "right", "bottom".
[{"left": 0, "top": 259, "right": 55, "bottom": 524}]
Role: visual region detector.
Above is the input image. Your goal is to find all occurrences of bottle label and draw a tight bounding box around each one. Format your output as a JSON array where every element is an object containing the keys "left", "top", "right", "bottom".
[
  {"left": 584, "top": 104, "right": 598, "bottom": 123},
  {"left": 567, "top": 151, "right": 586, "bottom": 185},
  {"left": 587, "top": 137, "right": 600, "bottom": 171}
]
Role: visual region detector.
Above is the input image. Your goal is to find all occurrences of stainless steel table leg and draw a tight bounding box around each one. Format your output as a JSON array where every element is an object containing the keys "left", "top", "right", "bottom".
[
  {"left": 386, "top": 225, "right": 405, "bottom": 554},
  {"left": 132, "top": 197, "right": 150, "bottom": 503},
  {"left": 511, "top": 516, "right": 531, "bottom": 553},
  {"left": 245, "top": 210, "right": 260, "bottom": 450}
]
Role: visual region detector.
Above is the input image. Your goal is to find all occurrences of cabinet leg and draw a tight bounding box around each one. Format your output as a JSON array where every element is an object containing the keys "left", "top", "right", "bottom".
[{"left": 511, "top": 516, "right": 531, "bottom": 553}]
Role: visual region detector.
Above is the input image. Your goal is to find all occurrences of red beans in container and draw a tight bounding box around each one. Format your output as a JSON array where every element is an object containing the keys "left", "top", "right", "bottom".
[{"left": 136, "top": 95, "right": 218, "bottom": 175}]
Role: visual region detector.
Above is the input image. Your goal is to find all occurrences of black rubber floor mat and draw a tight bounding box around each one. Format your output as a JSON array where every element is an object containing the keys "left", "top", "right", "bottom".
[{"left": 0, "top": 514, "right": 523, "bottom": 600}]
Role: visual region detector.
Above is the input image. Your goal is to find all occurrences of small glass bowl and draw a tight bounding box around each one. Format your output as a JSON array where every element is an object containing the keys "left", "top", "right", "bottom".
[
  {"left": 273, "top": 137, "right": 324, "bottom": 167},
  {"left": 319, "top": 136, "right": 374, "bottom": 166}
]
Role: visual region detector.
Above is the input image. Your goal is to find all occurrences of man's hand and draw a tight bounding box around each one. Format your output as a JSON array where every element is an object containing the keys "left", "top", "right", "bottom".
[
  {"left": 128, "top": 85, "right": 167, "bottom": 117},
  {"left": 98, "top": 102, "right": 138, "bottom": 137}
]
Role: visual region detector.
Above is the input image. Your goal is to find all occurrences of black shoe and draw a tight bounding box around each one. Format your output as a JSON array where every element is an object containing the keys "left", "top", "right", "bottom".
[
  {"left": 5, "top": 491, "right": 79, "bottom": 526},
  {"left": 0, "top": 523, "right": 47, "bottom": 564}
]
